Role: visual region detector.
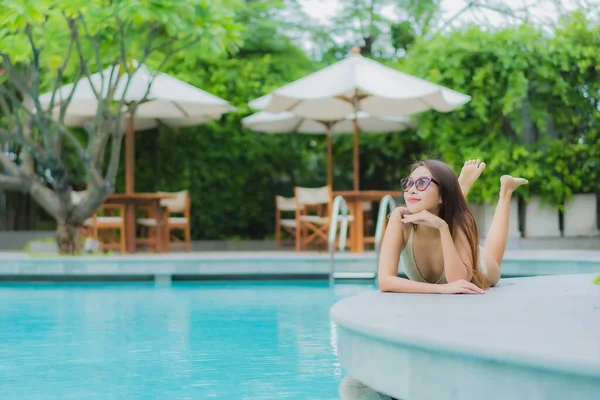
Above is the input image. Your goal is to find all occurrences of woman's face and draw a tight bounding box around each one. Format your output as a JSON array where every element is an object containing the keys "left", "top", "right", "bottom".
[{"left": 401, "top": 166, "right": 441, "bottom": 214}]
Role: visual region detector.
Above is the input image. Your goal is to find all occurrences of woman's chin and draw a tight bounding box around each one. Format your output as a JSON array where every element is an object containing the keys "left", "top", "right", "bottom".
[{"left": 405, "top": 202, "right": 423, "bottom": 213}]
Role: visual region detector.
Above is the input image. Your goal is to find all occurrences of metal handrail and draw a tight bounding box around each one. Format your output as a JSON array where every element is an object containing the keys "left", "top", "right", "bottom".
[
  {"left": 328, "top": 195, "right": 350, "bottom": 285},
  {"left": 374, "top": 195, "right": 397, "bottom": 279}
]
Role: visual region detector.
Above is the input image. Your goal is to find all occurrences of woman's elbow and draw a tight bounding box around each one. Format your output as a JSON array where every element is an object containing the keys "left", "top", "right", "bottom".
[{"left": 378, "top": 275, "right": 392, "bottom": 292}]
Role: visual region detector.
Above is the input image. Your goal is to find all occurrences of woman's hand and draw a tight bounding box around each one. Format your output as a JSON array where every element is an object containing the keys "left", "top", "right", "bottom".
[
  {"left": 401, "top": 210, "right": 448, "bottom": 230},
  {"left": 388, "top": 206, "right": 411, "bottom": 224},
  {"left": 438, "top": 279, "right": 485, "bottom": 294}
]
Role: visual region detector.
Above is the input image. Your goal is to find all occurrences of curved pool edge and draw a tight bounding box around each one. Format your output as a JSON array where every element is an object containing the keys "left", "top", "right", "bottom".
[{"left": 330, "top": 274, "right": 600, "bottom": 400}]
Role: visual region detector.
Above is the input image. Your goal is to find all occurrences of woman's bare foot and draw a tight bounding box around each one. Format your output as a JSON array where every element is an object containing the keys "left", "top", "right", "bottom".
[
  {"left": 458, "top": 159, "right": 486, "bottom": 198},
  {"left": 500, "top": 175, "right": 528, "bottom": 194}
]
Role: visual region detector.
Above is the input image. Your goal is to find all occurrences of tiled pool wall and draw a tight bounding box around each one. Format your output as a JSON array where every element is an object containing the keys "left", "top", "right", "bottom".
[{"left": 0, "top": 255, "right": 598, "bottom": 281}]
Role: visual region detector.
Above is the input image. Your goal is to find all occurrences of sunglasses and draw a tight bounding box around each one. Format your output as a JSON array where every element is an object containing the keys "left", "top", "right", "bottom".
[{"left": 400, "top": 176, "right": 439, "bottom": 192}]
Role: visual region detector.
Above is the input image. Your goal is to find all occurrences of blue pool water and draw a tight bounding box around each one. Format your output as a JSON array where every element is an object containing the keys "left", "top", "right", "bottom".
[{"left": 0, "top": 281, "right": 373, "bottom": 399}]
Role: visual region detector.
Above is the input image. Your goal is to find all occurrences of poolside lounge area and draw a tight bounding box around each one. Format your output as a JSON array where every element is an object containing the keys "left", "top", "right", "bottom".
[{"left": 2, "top": 3, "right": 599, "bottom": 399}]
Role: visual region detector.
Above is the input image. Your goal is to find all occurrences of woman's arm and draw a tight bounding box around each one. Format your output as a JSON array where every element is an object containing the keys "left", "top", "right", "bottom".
[
  {"left": 378, "top": 207, "right": 443, "bottom": 294},
  {"left": 439, "top": 225, "right": 474, "bottom": 283},
  {"left": 395, "top": 210, "right": 485, "bottom": 294}
]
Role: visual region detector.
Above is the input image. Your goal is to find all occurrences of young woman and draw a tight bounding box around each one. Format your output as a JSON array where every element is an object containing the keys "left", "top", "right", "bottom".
[
  {"left": 338, "top": 159, "right": 528, "bottom": 400},
  {"left": 378, "top": 158, "right": 527, "bottom": 294}
]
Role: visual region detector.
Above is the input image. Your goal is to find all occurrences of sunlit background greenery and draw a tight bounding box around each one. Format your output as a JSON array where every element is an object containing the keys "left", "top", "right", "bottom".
[{"left": 1, "top": 0, "right": 599, "bottom": 240}]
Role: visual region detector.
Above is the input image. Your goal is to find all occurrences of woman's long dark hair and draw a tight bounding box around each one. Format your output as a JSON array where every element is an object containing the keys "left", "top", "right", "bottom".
[{"left": 410, "top": 159, "right": 490, "bottom": 289}]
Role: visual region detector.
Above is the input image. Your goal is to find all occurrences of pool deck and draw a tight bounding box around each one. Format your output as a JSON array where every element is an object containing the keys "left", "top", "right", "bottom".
[
  {"left": 0, "top": 249, "right": 599, "bottom": 281},
  {"left": 331, "top": 273, "right": 600, "bottom": 400}
]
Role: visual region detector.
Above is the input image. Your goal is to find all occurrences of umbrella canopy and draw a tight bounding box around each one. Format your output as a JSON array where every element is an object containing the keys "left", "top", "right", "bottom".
[
  {"left": 37, "top": 63, "right": 235, "bottom": 192},
  {"left": 249, "top": 49, "right": 470, "bottom": 119},
  {"left": 248, "top": 48, "right": 470, "bottom": 190},
  {"left": 39, "top": 63, "right": 234, "bottom": 120},
  {"left": 56, "top": 113, "right": 224, "bottom": 131},
  {"left": 242, "top": 110, "right": 413, "bottom": 135},
  {"left": 242, "top": 110, "right": 415, "bottom": 186}
]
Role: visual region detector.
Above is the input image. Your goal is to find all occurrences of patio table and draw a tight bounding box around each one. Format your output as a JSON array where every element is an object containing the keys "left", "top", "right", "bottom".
[{"left": 105, "top": 193, "right": 174, "bottom": 253}]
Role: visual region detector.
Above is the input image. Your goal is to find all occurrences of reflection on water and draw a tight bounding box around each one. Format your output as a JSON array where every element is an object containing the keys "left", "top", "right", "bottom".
[{"left": 0, "top": 281, "right": 373, "bottom": 399}]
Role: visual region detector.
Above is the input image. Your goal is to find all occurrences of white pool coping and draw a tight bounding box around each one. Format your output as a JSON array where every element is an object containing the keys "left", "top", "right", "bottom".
[
  {"left": 1, "top": 248, "right": 599, "bottom": 261},
  {"left": 0, "top": 250, "right": 598, "bottom": 280},
  {"left": 330, "top": 273, "right": 600, "bottom": 400}
]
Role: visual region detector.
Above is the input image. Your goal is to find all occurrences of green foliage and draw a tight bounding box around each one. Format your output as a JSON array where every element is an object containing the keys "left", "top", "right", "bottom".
[
  {"left": 0, "top": 0, "right": 243, "bottom": 68},
  {"left": 524, "top": 140, "right": 599, "bottom": 207},
  {"left": 234, "top": 0, "right": 311, "bottom": 55},
  {"left": 400, "top": 12, "right": 600, "bottom": 206},
  {"left": 390, "top": 21, "right": 416, "bottom": 52},
  {"left": 594, "top": 273, "right": 600, "bottom": 285}
]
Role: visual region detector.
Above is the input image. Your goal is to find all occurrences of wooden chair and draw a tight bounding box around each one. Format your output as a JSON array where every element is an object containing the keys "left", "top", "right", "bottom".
[
  {"left": 83, "top": 204, "right": 127, "bottom": 253},
  {"left": 294, "top": 185, "right": 334, "bottom": 252},
  {"left": 137, "top": 190, "right": 191, "bottom": 252},
  {"left": 274, "top": 195, "right": 298, "bottom": 250}
]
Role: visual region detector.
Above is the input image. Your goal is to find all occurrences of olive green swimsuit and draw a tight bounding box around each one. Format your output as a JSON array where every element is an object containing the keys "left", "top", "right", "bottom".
[{"left": 400, "top": 228, "right": 487, "bottom": 283}]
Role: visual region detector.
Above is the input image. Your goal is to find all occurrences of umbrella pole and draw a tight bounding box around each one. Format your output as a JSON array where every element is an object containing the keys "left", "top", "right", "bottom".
[
  {"left": 353, "top": 115, "right": 359, "bottom": 191},
  {"left": 125, "top": 113, "right": 135, "bottom": 194},
  {"left": 326, "top": 128, "right": 333, "bottom": 188}
]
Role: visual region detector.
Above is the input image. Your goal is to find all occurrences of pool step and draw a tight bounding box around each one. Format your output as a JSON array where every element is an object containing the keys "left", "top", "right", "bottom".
[{"left": 332, "top": 272, "right": 376, "bottom": 280}]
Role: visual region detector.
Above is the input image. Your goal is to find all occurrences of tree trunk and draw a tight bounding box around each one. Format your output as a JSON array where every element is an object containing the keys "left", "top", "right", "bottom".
[{"left": 56, "top": 219, "right": 83, "bottom": 255}]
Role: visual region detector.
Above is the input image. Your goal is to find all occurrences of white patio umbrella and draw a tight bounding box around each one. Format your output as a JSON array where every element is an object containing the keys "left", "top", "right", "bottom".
[
  {"left": 242, "top": 109, "right": 415, "bottom": 186},
  {"left": 36, "top": 62, "right": 235, "bottom": 193},
  {"left": 248, "top": 48, "right": 471, "bottom": 190}
]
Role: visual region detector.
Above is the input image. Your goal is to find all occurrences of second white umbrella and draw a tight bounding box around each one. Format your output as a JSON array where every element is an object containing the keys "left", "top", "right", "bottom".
[{"left": 242, "top": 110, "right": 414, "bottom": 186}]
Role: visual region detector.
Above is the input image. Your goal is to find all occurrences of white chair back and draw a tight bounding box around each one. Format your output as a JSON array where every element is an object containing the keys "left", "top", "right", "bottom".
[
  {"left": 276, "top": 196, "right": 298, "bottom": 211},
  {"left": 294, "top": 186, "right": 330, "bottom": 206},
  {"left": 159, "top": 190, "right": 189, "bottom": 213}
]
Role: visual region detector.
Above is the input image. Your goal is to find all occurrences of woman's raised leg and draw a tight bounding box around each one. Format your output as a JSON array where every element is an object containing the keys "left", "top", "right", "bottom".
[
  {"left": 457, "top": 159, "right": 486, "bottom": 198},
  {"left": 483, "top": 175, "right": 528, "bottom": 267}
]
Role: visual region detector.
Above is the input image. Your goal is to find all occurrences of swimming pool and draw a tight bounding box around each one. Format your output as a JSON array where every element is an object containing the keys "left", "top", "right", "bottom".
[{"left": 0, "top": 281, "right": 373, "bottom": 399}]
